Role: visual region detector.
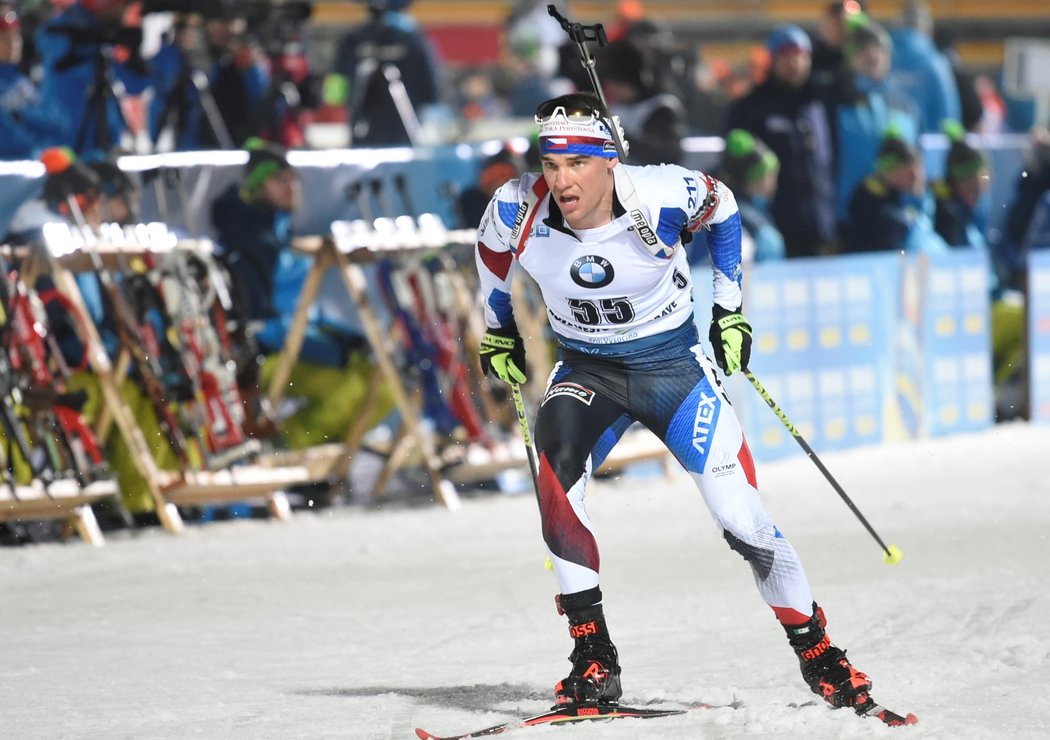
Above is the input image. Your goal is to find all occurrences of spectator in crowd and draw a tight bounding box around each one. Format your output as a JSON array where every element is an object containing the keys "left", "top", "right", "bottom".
[
  {"left": 83, "top": 151, "right": 139, "bottom": 225},
  {"left": 333, "top": 0, "right": 447, "bottom": 147},
  {"left": 198, "top": 7, "right": 270, "bottom": 149},
  {"left": 25, "top": 147, "right": 176, "bottom": 518},
  {"left": 809, "top": 0, "right": 865, "bottom": 105},
  {"left": 0, "top": 6, "right": 68, "bottom": 160},
  {"left": 995, "top": 125, "right": 1050, "bottom": 290},
  {"left": 718, "top": 129, "right": 785, "bottom": 262},
  {"left": 502, "top": 5, "right": 566, "bottom": 119},
  {"left": 35, "top": 0, "right": 149, "bottom": 155},
  {"left": 841, "top": 132, "right": 948, "bottom": 254},
  {"left": 888, "top": 0, "right": 961, "bottom": 134},
  {"left": 932, "top": 121, "right": 990, "bottom": 250},
  {"left": 210, "top": 140, "right": 393, "bottom": 450},
  {"left": 457, "top": 147, "right": 528, "bottom": 229},
  {"left": 596, "top": 37, "right": 687, "bottom": 165},
  {"left": 147, "top": 12, "right": 227, "bottom": 151},
  {"left": 726, "top": 24, "right": 837, "bottom": 257},
  {"left": 933, "top": 28, "right": 983, "bottom": 132},
  {"left": 503, "top": 0, "right": 567, "bottom": 117},
  {"left": 833, "top": 16, "right": 920, "bottom": 224}
]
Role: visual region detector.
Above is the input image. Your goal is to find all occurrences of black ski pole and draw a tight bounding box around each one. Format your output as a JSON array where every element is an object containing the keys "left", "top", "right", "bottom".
[
  {"left": 743, "top": 370, "right": 904, "bottom": 565},
  {"left": 510, "top": 382, "right": 541, "bottom": 508}
]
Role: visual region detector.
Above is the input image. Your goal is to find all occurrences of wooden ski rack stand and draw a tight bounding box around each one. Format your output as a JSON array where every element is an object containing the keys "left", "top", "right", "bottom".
[
  {"left": 274, "top": 224, "right": 472, "bottom": 510},
  {"left": 0, "top": 478, "right": 118, "bottom": 546},
  {"left": 23, "top": 227, "right": 318, "bottom": 534}
]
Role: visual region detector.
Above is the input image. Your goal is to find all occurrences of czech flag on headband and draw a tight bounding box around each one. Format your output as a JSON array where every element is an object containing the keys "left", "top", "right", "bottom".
[{"left": 540, "top": 136, "right": 617, "bottom": 158}]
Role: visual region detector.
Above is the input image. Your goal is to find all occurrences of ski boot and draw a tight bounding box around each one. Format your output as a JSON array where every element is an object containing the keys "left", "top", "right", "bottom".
[
  {"left": 554, "top": 592, "right": 622, "bottom": 707},
  {"left": 784, "top": 603, "right": 873, "bottom": 710}
]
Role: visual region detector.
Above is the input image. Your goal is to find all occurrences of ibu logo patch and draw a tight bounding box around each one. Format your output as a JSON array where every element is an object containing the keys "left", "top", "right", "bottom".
[{"left": 570, "top": 255, "right": 615, "bottom": 289}]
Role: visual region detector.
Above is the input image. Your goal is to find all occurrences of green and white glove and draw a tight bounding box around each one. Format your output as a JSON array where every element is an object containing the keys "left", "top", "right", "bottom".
[
  {"left": 709, "top": 304, "right": 752, "bottom": 375},
  {"left": 479, "top": 325, "right": 527, "bottom": 385}
]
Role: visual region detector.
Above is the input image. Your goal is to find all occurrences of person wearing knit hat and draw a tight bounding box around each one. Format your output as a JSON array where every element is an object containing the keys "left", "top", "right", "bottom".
[
  {"left": 718, "top": 129, "right": 784, "bottom": 262},
  {"left": 833, "top": 14, "right": 921, "bottom": 223},
  {"left": 933, "top": 120, "right": 989, "bottom": 249},
  {"left": 239, "top": 138, "right": 297, "bottom": 209},
  {"left": 842, "top": 131, "right": 949, "bottom": 254},
  {"left": 210, "top": 137, "right": 395, "bottom": 451},
  {"left": 726, "top": 21, "right": 836, "bottom": 257},
  {"left": 211, "top": 139, "right": 300, "bottom": 328},
  {"left": 40, "top": 146, "right": 103, "bottom": 226}
]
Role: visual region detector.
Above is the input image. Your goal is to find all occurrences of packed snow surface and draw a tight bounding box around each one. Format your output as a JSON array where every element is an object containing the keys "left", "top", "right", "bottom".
[{"left": 2, "top": 422, "right": 1048, "bottom": 739}]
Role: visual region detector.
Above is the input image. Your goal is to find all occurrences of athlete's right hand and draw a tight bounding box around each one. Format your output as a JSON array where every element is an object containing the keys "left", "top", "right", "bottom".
[{"left": 480, "top": 325, "right": 527, "bottom": 385}]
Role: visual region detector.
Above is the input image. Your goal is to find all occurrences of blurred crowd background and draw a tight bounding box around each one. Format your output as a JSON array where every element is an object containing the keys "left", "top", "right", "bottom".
[{"left": 3, "top": 1, "right": 1049, "bottom": 264}]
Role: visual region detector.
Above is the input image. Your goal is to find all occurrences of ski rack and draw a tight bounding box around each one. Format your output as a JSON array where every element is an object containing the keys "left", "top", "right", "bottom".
[
  {"left": 279, "top": 213, "right": 673, "bottom": 507},
  {"left": 16, "top": 227, "right": 318, "bottom": 534},
  {"left": 276, "top": 226, "right": 472, "bottom": 511},
  {"left": 0, "top": 247, "right": 120, "bottom": 545},
  {"left": 0, "top": 477, "right": 117, "bottom": 546}
]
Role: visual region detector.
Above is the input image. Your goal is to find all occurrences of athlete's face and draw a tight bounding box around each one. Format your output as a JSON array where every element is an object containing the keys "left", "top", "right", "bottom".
[{"left": 540, "top": 153, "right": 617, "bottom": 231}]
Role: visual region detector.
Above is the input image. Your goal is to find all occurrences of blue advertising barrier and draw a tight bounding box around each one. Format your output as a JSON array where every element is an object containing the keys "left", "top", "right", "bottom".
[
  {"left": 919, "top": 251, "right": 994, "bottom": 435},
  {"left": 693, "top": 250, "right": 992, "bottom": 462},
  {"left": 1029, "top": 250, "right": 1050, "bottom": 422}
]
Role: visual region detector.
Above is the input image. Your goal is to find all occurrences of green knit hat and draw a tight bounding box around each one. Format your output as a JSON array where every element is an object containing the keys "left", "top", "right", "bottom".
[
  {"left": 240, "top": 138, "right": 292, "bottom": 200},
  {"left": 942, "top": 119, "right": 986, "bottom": 183},
  {"left": 723, "top": 129, "right": 780, "bottom": 188},
  {"left": 875, "top": 129, "right": 917, "bottom": 174}
]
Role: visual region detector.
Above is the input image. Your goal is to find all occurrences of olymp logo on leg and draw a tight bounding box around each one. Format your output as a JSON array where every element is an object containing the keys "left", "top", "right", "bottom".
[{"left": 708, "top": 448, "right": 738, "bottom": 477}]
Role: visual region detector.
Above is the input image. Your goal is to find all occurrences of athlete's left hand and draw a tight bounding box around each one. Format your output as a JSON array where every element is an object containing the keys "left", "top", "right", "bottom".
[{"left": 709, "top": 304, "right": 752, "bottom": 375}]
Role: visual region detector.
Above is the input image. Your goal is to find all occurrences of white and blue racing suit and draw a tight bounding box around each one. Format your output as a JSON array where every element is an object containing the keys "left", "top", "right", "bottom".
[{"left": 475, "top": 163, "right": 815, "bottom": 624}]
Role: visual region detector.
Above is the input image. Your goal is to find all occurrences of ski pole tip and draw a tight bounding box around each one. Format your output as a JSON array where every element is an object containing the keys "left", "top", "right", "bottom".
[{"left": 883, "top": 544, "right": 904, "bottom": 565}]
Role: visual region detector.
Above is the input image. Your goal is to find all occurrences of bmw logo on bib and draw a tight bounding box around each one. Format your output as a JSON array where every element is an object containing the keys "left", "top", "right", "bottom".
[{"left": 571, "top": 255, "right": 615, "bottom": 289}]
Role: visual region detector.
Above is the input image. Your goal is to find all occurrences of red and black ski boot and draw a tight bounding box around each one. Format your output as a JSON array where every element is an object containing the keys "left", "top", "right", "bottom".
[
  {"left": 784, "top": 603, "right": 873, "bottom": 710},
  {"left": 554, "top": 592, "right": 622, "bottom": 707}
]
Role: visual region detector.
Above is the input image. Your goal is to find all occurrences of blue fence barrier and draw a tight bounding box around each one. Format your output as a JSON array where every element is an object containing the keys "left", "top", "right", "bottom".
[
  {"left": 692, "top": 250, "right": 992, "bottom": 462},
  {"left": 1030, "top": 251, "right": 1050, "bottom": 422}
]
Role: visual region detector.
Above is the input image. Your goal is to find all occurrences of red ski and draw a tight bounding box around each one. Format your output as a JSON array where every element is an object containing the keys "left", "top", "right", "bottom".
[{"left": 415, "top": 701, "right": 726, "bottom": 739}]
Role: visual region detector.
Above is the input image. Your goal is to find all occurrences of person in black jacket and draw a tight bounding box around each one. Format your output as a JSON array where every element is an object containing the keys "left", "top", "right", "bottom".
[
  {"left": 842, "top": 133, "right": 948, "bottom": 254},
  {"left": 332, "top": 0, "right": 446, "bottom": 147},
  {"left": 210, "top": 140, "right": 394, "bottom": 450},
  {"left": 932, "top": 122, "right": 989, "bottom": 249},
  {"left": 595, "top": 36, "right": 688, "bottom": 166},
  {"left": 726, "top": 25, "right": 837, "bottom": 257}
]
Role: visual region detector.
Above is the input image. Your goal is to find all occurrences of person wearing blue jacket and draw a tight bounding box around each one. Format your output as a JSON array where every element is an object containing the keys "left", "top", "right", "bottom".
[
  {"left": 718, "top": 129, "right": 786, "bottom": 263},
  {"left": 0, "top": 9, "right": 68, "bottom": 160},
  {"left": 932, "top": 122, "right": 989, "bottom": 250},
  {"left": 842, "top": 132, "right": 948, "bottom": 254},
  {"left": 833, "top": 17, "right": 920, "bottom": 224},
  {"left": 35, "top": 0, "right": 149, "bottom": 155},
  {"left": 211, "top": 140, "right": 393, "bottom": 450},
  {"left": 888, "top": 0, "right": 961, "bottom": 134}
]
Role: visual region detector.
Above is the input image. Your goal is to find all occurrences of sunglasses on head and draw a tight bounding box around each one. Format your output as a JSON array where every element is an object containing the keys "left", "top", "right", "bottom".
[{"left": 534, "top": 100, "right": 604, "bottom": 125}]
